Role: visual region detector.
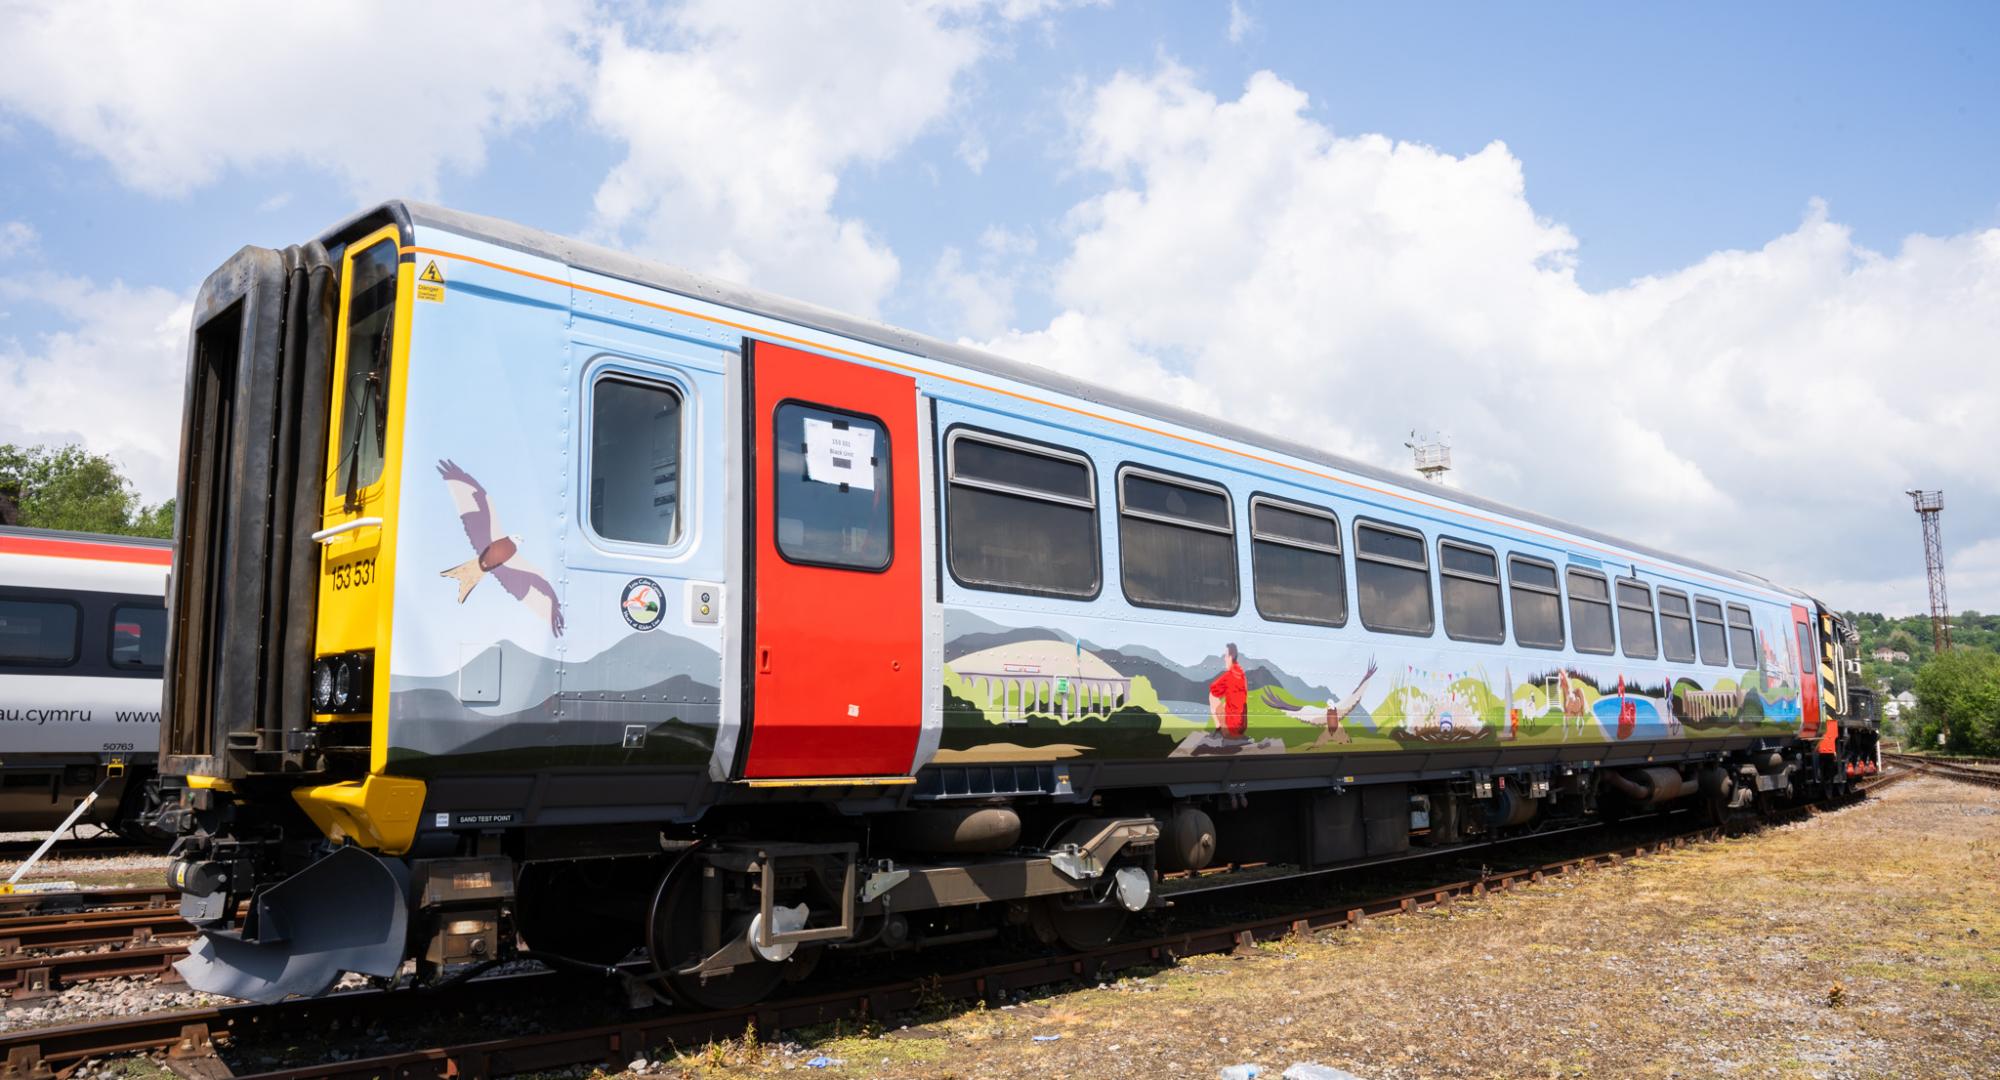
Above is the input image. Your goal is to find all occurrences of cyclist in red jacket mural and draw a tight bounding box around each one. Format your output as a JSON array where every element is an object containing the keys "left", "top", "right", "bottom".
[{"left": 1208, "top": 642, "right": 1249, "bottom": 738}]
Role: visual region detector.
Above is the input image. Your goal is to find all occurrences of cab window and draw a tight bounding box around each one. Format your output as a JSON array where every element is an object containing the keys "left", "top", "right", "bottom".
[{"left": 334, "top": 238, "right": 399, "bottom": 497}]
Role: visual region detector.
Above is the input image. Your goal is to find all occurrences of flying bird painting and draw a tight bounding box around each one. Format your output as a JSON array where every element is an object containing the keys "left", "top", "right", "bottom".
[
  {"left": 436, "top": 459, "right": 565, "bottom": 637},
  {"left": 1260, "top": 657, "right": 1379, "bottom": 748}
]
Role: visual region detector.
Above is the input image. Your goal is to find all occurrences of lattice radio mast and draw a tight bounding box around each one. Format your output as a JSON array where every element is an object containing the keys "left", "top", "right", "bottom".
[
  {"left": 1405, "top": 431, "right": 1451, "bottom": 484},
  {"left": 1907, "top": 489, "right": 1951, "bottom": 652}
]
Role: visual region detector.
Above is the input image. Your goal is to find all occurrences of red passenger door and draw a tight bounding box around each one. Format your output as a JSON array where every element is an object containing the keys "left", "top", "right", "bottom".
[
  {"left": 742, "top": 340, "right": 922, "bottom": 779},
  {"left": 1792, "top": 604, "right": 1821, "bottom": 740}
]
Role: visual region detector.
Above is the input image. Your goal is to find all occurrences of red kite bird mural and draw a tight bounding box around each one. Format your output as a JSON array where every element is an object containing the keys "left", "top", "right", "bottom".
[{"left": 436, "top": 459, "right": 565, "bottom": 637}]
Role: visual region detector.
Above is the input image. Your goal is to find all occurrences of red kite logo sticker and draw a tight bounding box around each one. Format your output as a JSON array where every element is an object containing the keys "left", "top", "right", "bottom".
[{"left": 621, "top": 577, "right": 665, "bottom": 631}]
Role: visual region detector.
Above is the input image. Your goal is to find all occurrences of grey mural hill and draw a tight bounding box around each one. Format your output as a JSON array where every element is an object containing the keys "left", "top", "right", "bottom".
[{"left": 388, "top": 629, "right": 723, "bottom": 773}]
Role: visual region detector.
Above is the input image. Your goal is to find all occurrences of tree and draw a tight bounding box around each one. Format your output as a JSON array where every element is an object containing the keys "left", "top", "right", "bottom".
[
  {"left": 1911, "top": 649, "right": 2000, "bottom": 756},
  {"left": 0, "top": 444, "right": 173, "bottom": 539}
]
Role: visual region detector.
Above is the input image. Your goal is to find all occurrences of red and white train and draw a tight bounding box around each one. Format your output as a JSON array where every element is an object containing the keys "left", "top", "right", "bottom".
[{"left": 0, "top": 526, "right": 169, "bottom": 835}]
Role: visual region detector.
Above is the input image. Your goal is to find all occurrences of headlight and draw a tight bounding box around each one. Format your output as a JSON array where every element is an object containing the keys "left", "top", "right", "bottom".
[
  {"left": 313, "top": 660, "right": 336, "bottom": 712},
  {"left": 310, "top": 651, "right": 373, "bottom": 714},
  {"left": 332, "top": 659, "right": 353, "bottom": 710}
]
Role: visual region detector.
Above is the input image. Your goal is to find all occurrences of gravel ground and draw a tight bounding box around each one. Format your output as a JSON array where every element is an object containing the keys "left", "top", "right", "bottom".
[
  {"left": 626, "top": 777, "right": 1999, "bottom": 1080},
  {"left": 0, "top": 826, "right": 170, "bottom": 888}
]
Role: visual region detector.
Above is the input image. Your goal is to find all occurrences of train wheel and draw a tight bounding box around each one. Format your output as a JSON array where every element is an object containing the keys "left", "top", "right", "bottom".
[
  {"left": 1036, "top": 897, "right": 1128, "bottom": 951},
  {"left": 647, "top": 858, "right": 791, "bottom": 1010}
]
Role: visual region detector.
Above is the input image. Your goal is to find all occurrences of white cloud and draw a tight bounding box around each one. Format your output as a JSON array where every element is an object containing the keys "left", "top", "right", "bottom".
[
  {"left": 586, "top": 0, "right": 1061, "bottom": 316},
  {"left": 928, "top": 226, "right": 1042, "bottom": 337},
  {"left": 0, "top": 274, "right": 191, "bottom": 500},
  {"left": 957, "top": 131, "right": 992, "bottom": 174},
  {"left": 979, "top": 225, "right": 1037, "bottom": 258},
  {"left": 930, "top": 247, "right": 1017, "bottom": 339},
  {"left": 0, "top": 1, "right": 594, "bottom": 198},
  {"left": 1227, "top": 1, "right": 1254, "bottom": 44},
  {"left": 990, "top": 64, "right": 2000, "bottom": 612},
  {"left": 0, "top": 221, "right": 34, "bottom": 258}
]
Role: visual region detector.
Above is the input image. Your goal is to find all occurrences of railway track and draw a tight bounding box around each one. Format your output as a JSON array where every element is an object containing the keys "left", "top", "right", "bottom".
[
  {"left": 0, "top": 782, "right": 1901, "bottom": 1080},
  {"left": 1881, "top": 751, "right": 2000, "bottom": 790},
  {"left": 0, "top": 887, "right": 190, "bottom": 999}
]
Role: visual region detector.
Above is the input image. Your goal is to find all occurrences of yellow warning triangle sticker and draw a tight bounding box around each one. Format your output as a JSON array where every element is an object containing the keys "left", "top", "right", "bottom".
[{"left": 419, "top": 260, "right": 445, "bottom": 283}]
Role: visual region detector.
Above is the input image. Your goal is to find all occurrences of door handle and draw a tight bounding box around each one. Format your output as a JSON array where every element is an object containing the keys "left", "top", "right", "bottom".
[
  {"left": 311, "top": 517, "right": 384, "bottom": 544},
  {"left": 758, "top": 647, "right": 772, "bottom": 674}
]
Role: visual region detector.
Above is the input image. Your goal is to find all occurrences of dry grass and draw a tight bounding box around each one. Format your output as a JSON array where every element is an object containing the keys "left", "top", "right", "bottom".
[{"left": 619, "top": 777, "right": 2000, "bottom": 1079}]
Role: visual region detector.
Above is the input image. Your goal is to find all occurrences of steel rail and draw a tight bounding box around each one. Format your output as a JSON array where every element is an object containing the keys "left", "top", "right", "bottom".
[
  {"left": 0, "top": 886, "right": 176, "bottom": 919},
  {"left": 1882, "top": 752, "right": 2000, "bottom": 790}
]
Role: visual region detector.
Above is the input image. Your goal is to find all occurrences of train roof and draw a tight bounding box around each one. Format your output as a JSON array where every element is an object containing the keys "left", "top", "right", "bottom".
[
  {"left": 333, "top": 200, "right": 1802, "bottom": 604},
  {"left": 0, "top": 526, "right": 170, "bottom": 594},
  {"left": 0, "top": 525, "right": 171, "bottom": 550}
]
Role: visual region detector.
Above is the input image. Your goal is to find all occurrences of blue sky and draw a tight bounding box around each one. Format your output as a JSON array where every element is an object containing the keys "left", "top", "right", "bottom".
[{"left": 2, "top": 1, "right": 1997, "bottom": 613}]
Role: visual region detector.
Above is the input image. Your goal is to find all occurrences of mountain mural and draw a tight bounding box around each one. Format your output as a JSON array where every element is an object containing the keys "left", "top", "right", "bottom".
[
  {"left": 387, "top": 629, "right": 724, "bottom": 771},
  {"left": 942, "top": 610, "right": 1337, "bottom": 704}
]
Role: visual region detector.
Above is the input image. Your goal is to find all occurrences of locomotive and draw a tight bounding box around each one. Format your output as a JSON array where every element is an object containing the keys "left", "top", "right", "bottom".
[
  {"left": 0, "top": 526, "right": 168, "bottom": 836},
  {"left": 153, "top": 202, "right": 1878, "bottom": 1004}
]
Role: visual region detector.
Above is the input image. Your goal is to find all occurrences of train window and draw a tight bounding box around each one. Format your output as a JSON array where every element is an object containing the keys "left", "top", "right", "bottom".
[
  {"left": 946, "top": 431, "right": 1099, "bottom": 598},
  {"left": 1657, "top": 589, "right": 1697, "bottom": 664},
  {"left": 1354, "top": 520, "right": 1433, "bottom": 636},
  {"left": 1616, "top": 580, "right": 1658, "bottom": 660},
  {"left": 0, "top": 599, "right": 79, "bottom": 666},
  {"left": 1250, "top": 496, "right": 1345, "bottom": 627},
  {"left": 1694, "top": 598, "right": 1728, "bottom": 666},
  {"left": 1439, "top": 538, "right": 1503, "bottom": 644},
  {"left": 1118, "top": 467, "right": 1237, "bottom": 614},
  {"left": 1507, "top": 555, "right": 1564, "bottom": 649},
  {"left": 588, "top": 376, "right": 684, "bottom": 546},
  {"left": 333, "top": 237, "right": 400, "bottom": 496},
  {"left": 1726, "top": 604, "right": 1758, "bottom": 669},
  {"left": 1566, "top": 568, "right": 1615, "bottom": 654},
  {"left": 109, "top": 604, "right": 167, "bottom": 670},
  {"left": 773, "top": 402, "right": 892, "bottom": 571}
]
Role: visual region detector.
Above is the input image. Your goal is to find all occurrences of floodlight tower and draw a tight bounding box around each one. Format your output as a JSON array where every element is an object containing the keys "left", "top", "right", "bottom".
[
  {"left": 1405, "top": 431, "right": 1451, "bottom": 484},
  {"left": 1907, "top": 489, "right": 1951, "bottom": 652}
]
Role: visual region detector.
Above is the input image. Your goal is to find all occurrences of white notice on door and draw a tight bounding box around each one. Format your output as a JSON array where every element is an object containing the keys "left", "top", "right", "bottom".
[{"left": 801, "top": 417, "right": 876, "bottom": 490}]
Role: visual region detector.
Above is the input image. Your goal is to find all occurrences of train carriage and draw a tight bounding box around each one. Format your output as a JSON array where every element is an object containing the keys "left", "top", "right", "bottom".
[
  {"left": 0, "top": 526, "right": 168, "bottom": 834},
  {"left": 155, "top": 202, "right": 1877, "bottom": 1004}
]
